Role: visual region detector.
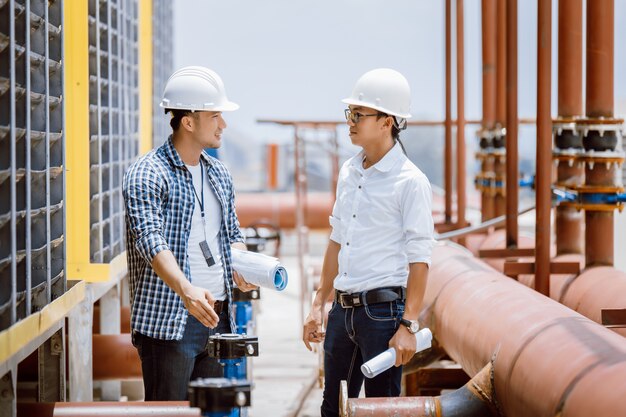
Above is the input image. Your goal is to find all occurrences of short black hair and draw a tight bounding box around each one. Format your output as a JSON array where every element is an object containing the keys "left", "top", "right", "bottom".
[{"left": 166, "top": 109, "right": 196, "bottom": 131}]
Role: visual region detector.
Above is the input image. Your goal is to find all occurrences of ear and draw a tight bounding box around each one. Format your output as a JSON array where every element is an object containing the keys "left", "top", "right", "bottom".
[
  {"left": 381, "top": 116, "right": 393, "bottom": 132},
  {"left": 181, "top": 114, "right": 194, "bottom": 132}
]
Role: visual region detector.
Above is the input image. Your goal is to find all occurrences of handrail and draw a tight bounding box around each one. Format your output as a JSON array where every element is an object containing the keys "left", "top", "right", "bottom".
[{"left": 436, "top": 204, "right": 536, "bottom": 240}]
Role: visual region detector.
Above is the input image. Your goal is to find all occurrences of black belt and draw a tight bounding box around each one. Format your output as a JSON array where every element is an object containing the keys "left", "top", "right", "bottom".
[
  {"left": 335, "top": 287, "right": 405, "bottom": 308},
  {"left": 213, "top": 300, "right": 227, "bottom": 315}
]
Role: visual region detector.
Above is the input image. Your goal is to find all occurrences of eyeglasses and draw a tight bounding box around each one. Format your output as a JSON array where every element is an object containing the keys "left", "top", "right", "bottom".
[{"left": 344, "top": 109, "right": 380, "bottom": 124}]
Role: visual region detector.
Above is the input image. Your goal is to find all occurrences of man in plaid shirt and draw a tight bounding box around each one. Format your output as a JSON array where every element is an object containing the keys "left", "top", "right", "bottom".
[{"left": 123, "top": 66, "right": 256, "bottom": 400}]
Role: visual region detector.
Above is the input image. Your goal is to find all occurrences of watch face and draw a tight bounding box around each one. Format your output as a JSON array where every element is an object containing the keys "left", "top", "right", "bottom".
[{"left": 409, "top": 322, "right": 419, "bottom": 333}]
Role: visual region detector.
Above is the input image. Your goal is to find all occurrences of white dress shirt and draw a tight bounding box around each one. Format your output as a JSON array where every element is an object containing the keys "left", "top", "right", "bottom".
[
  {"left": 329, "top": 143, "right": 435, "bottom": 293},
  {"left": 186, "top": 162, "right": 226, "bottom": 301}
]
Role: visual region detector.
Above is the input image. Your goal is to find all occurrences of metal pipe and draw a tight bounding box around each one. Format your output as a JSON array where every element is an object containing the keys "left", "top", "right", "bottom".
[
  {"left": 423, "top": 244, "right": 626, "bottom": 417},
  {"left": 555, "top": 0, "right": 584, "bottom": 256},
  {"left": 342, "top": 363, "right": 496, "bottom": 417},
  {"left": 586, "top": 0, "right": 614, "bottom": 119},
  {"left": 480, "top": 0, "right": 497, "bottom": 222},
  {"left": 505, "top": 0, "right": 518, "bottom": 248},
  {"left": 17, "top": 402, "right": 199, "bottom": 416},
  {"left": 236, "top": 192, "right": 333, "bottom": 229},
  {"left": 495, "top": 0, "right": 506, "bottom": 127},
  {"left": 92, "top": 334, "right": 142, "bottom": 380},
  {"left": 45, "top": 0, "right": 52, "bottom": 303},
  {"left": 584, "top": 0, "right": 616, "bottom": 267},
  {"left": 10, "top": 0, "right": 17, "bottom": 326},
  {"left": 25, "top": 0, "right": 32, "bottom": 316},
  {"left": 535, "top": 0, "right": 552, "bottom": 296},
  {"left": 456, "top": 0, "right": 466, "bottom": 228},
  {"left": 445, "top": 0, "right": 453, "bottom": 223}
]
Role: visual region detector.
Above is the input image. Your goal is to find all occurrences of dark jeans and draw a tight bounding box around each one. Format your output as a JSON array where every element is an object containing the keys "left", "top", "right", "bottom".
[
  {"left": 132, "top": 307, "right": 231, "bottom": 401},
  {"left": 321, "top": 298, "right": 405, "bottom": 417}
]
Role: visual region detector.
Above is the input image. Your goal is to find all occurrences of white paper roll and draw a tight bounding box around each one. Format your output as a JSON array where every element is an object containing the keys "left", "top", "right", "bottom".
[
  {"left": 232, "top": 248, "right": 288, "bottom": 291},
  {"left": 361, "top": 328, "right": 433, "bottom": 379}
]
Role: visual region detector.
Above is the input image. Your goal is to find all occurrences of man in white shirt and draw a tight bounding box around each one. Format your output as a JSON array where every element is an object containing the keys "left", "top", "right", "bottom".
[{"left": 302, "top": 68, "right": 435, "bottom": 416}]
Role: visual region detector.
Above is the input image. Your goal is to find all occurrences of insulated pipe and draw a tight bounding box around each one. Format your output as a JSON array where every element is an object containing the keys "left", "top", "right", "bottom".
[
  {"left": 423, "top": 244, "right": 626, "bottom": 417},
  {"left": 456, "top": 0, "right": 466, "bottom": 228},
  {"left": 445, "top": 0, "right": 453, "bottom": 223},
  {"left": 505, "top": 0, "right": 518, "bottom": 247},
  {"left": 342, "top": 363, "right": 496, "bottom": 417},
  {"left": 535, "top": 0, "right": 552, "bottom": 295}
]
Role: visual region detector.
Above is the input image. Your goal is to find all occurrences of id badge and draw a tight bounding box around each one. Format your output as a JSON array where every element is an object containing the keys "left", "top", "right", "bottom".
[{"left": 199, "top": 240, "right": 216, "bottom": 267}]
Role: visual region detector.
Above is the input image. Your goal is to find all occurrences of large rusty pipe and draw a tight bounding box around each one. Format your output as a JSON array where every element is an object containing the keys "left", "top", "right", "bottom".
[
  {"left": 456, "top": 0, "right": 466, "bottom": 228},
  {"left": 445, "top": 0, "right": 453, "bottom": 223},
  {"left": 342, "top": 363, "right": 496, "bottom": 417},
  {"left": 423, "top": 244, "right": 626, "bottom": 416},
  {"left": 535, "top": 0, "right": 552, "bottom": 295},
  {"left": 505, "top": 0, "right": 518, "bottom": 247}
]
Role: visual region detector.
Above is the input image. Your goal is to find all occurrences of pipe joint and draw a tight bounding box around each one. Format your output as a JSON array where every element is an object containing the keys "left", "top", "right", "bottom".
[{"left": 577, "top": 118, "right": 624, "bottom": 152}]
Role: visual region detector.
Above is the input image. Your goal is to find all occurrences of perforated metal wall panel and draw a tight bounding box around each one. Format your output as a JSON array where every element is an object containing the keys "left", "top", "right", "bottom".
[{"left": 0, "top": 0, "right": 65, "bottom": 331}]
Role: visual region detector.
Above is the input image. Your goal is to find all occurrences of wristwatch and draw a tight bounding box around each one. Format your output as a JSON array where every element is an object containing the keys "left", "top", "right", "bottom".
[{"left": 400, "top": 318, "right": 420, "bottom": 334}]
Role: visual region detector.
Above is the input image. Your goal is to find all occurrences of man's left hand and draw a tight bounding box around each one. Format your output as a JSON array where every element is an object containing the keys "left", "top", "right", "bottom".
[
  {"left": 233, "top": 270, "right": 258, "bottom": 292},
  {"left": 389, "top": 326, "right": 417, "bottom": 366}
]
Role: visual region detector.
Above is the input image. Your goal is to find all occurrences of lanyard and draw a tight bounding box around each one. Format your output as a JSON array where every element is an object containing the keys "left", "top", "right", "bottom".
[{"left": 190, "top": 159, "right": 208, "bottom": 241}]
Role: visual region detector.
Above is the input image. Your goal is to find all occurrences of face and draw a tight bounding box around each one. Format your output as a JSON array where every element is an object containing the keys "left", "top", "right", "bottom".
[
  {"left": 346, "top": 105, "right": 392, "bottom": 147},
  {"left": 183, "top": 111, "right": 227, "bottom": 149}
]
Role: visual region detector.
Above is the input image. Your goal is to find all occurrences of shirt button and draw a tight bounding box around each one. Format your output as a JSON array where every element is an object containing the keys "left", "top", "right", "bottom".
[
  {"left": 352, "top": 214, "right": 356, "bottom": 218},
  {"left": 346, "top": 242, "right": 350, "bottom": 246},
  {"left": 358, "top": 185, "right": 362, "bottom": 189}
]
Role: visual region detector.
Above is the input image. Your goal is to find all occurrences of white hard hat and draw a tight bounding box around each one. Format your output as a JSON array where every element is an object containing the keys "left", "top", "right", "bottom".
[
  {"left": 342, "top": 68, "right": 412, "bottom": 119},
  {"left": 160, "top": 66, "right": 239, "bottom": 112}
]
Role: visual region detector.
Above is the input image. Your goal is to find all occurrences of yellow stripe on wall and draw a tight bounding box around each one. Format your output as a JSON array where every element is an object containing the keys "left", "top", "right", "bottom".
[{"left": 139, "top": 0, "right": 154, "bottom": 155}]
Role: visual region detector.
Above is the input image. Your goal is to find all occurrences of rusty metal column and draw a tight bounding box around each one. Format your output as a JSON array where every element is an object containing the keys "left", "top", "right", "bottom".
[
  {"left": 456, "top": 0, "right": 466, "bottom": 228},
  {"left": 494, "top": 0, "right": 507, "bottom": 219},
  {"left": 505, "top": 0, "right": 518, "bottom": 248},
  {"left": 445, "top": 0, "right": 453, "bottom": 223},
  {"left": 554, "top": 0, "right": 584, "bottom": 255},
  {"left": 584, "top": 0, "right": 616, "bottom": 267},
  {"left": 535, "top": 0, "right": 552, "bottom": 295},
  {"left": 480, "top": 0, "right": 497, "bottom": 221}
]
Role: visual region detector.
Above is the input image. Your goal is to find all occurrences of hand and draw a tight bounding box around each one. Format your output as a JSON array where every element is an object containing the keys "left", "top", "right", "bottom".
[
  {"left": 302, "top": 304, "right": 325, "bottom": 351},
  {"left": 181, "top": 284, "right": 220, "bottom": 328},
  {"left": 232, "top": 270, "right": 258, "bottom": 292},
  {"left": 389, "top": 326, "right": 417, "bottom": 366}
]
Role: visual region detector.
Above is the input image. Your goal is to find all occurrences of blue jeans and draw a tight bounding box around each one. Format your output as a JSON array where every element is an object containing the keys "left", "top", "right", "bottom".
[
  {"left": 321, "top": 298, "right": 405, "bottom": 417},
  {"left": 132, "top": 307, "right": 231, "bottom": 401}
]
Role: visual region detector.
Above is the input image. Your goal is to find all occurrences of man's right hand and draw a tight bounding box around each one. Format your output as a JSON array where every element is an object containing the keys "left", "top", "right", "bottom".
[
  {"left": 302, "top": 304, "right": 325, "bottom": 351},
  {"left": 181, "top": 284, "right": 220, "bottom": 328}
]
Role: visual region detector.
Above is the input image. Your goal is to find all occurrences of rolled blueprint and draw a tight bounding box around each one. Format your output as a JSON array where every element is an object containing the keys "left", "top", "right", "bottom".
[
  {"left": 361, "top": 328, "right": 432, "bottom": 379},
  {"left": 231, "top": 248, "right": 288, "bottom": 291}
]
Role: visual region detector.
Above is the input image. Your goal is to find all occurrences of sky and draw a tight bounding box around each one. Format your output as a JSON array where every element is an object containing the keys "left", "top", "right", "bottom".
[{"left": 171, "top": 0, "right": 626, "bottom": 191}]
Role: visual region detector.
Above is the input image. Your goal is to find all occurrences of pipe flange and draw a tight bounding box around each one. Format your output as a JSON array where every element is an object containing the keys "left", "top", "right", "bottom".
[
  {"left": 189, "top": 377, "right": 252, "bottom": 412},
  {"left": 207, "top": 333, "right": 259, "bottom": 359}
]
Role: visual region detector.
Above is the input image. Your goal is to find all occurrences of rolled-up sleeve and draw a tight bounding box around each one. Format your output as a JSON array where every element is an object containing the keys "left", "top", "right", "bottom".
[
  {"left": 123, "top": 163, "right": 169, "bottom": 263},
  {"left": 401, "top": 176, "right": 435, "bottom": 266}
]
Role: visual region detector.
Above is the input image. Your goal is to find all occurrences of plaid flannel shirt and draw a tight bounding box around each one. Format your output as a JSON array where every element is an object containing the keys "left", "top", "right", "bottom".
[{"left": 123, "top": 136, "right": 243, "bottom": 340}]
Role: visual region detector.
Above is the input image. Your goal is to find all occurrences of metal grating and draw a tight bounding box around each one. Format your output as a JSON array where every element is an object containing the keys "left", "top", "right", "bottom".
[
  {"left": 88, "top": 0, "right": 139, "bottom": 263},
  {"left": 0, "top": 0, "right": 66, "bottom": 331},
  {"left": 151, "top": 0, "right": 173, "bottom": 148}
]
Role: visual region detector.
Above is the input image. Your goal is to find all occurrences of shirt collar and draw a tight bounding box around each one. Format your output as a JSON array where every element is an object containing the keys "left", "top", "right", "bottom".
[
  {"left": 351, "top": 142, "right": 404, "bottom": 173},
  {"left": 164, "top": 135, "right": 213, "bottom": 169}
]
